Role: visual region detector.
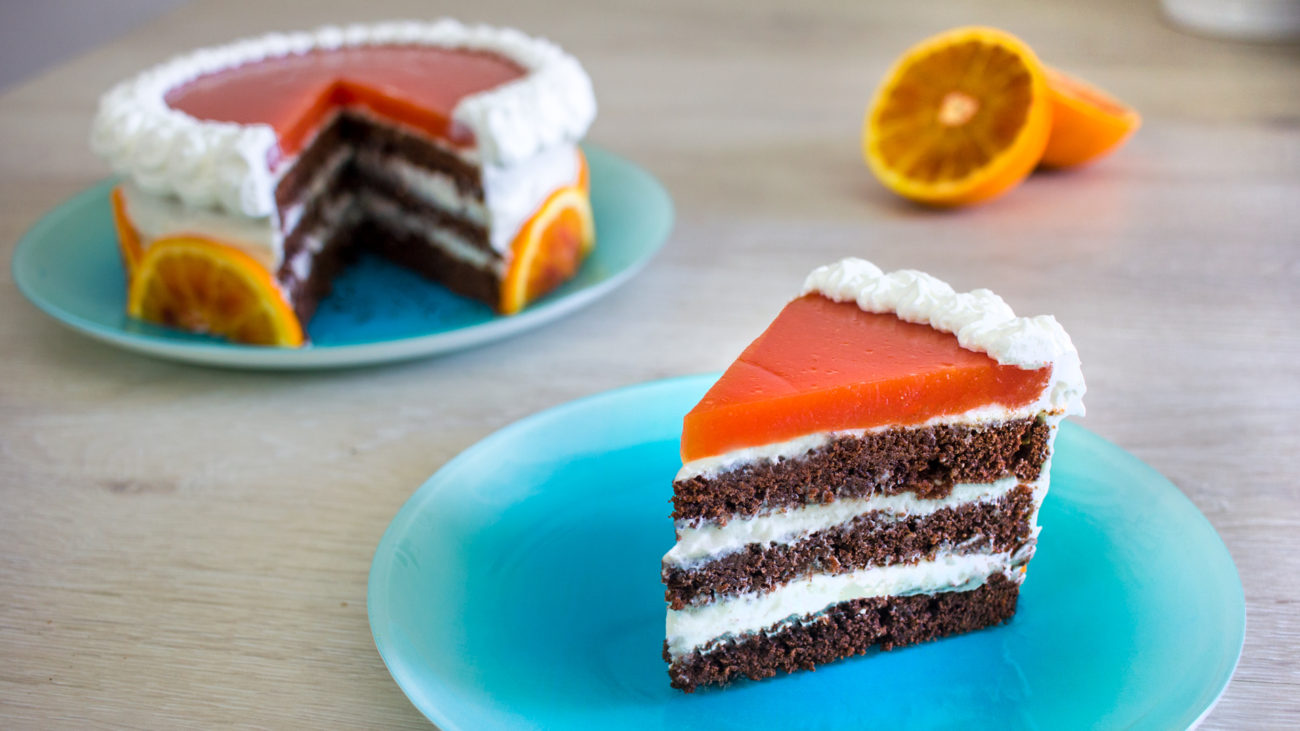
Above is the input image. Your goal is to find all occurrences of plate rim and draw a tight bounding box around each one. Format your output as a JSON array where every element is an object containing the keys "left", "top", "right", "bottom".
[
  {"left": 10, "top": 144, "right": 673, "bottom": 370},
  {"left": 366, "top": 373, "right": 1246, "bottom": 730},
  {"left": 368, "top": 374, "right": 707, "bottom": 731}
]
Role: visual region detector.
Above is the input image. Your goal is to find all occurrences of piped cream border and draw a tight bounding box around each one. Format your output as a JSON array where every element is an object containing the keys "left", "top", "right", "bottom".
[{"left": 90, "top": 19, "right": 596, "bottom": 217}]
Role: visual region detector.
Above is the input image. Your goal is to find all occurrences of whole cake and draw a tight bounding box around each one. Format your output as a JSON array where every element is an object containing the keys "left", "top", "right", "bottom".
[
  {"left": 92, "top": 20, "right": 597, "bottom": 345},
  {"left": 662, "top": 258, "right": 1085, "bottom": 691}
]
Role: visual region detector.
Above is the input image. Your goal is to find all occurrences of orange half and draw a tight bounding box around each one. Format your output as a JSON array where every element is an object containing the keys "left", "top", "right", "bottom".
[
  {"left": 864, "top": 26, "right": 1052, "bottom": 207},
  {"left": 1041, "top": 67, "right": 1141, "bottom": 168},
  {"left": 127, "top": 236, "right": 304, "bottom": 347},
  {"left": 499, "top": 152, "right": 595, "bottom": 315}
]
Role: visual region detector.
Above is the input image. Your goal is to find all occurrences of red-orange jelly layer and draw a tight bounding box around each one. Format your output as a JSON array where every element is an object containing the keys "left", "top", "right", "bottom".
[
  {"left": 165, "top": 45, "right": 526, "bottom": 160},
  {"left": 681, "top": 295, "right": 1051, "bottom": 462}
]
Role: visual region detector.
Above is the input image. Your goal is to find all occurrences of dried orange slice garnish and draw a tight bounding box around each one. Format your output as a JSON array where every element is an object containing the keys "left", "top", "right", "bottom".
[
  {"left": 863, "top": 26, "right": 1052, "bottom": 206},
  {"left": 1041, "top": 67, "right": 1141, "bottom": 168},
  {"left": 127, "top": 236, "right": 304, "bottom": 346},
  {"left": 110, "top": 186, "right": 144, "bottom": 276},
  {"left": 499, "top": 153, "right": 595, "bottom": 315}
]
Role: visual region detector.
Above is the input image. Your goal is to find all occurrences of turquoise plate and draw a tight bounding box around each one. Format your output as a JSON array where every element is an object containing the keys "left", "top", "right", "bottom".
[
  {"left": 11, "top": 146, "right": 672, "bottom": 369},
  {"left": 368, "top": 374, "right": 1244, "bottom": 730}
]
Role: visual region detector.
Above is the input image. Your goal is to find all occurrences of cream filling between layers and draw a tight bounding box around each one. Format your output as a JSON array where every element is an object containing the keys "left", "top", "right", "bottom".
[
  {"left": 352, "top": 141, "right": 579, "bottom": 252},
  {"left": 280, "top": 146, "right": 352, "bottom": 236},
  {"left": 358, "top": 192, "right": 504, "bottom": 273},
  {"left": 664, "top": 546, "right": 1030, "bottom": 658},
  {"left": 664, "top": 476, "right": 1025, "bottom": 570},
  {"left": 357, "top": 154, "right": 489, "bottom": 226},
  {"left": 285, "top": 194, "right": 359, "bottom": 281}
]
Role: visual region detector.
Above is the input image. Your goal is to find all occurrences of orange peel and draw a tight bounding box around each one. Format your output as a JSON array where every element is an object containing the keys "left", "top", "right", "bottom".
[{"left": 1041, "top": 67, "right": 1141, "bottom": 168}]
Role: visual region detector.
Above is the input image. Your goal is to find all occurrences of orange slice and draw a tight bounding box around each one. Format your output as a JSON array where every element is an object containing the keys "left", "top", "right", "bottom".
[
  {"left": 127, "top": 236, "right": 304, "bottom": 346},
  {"left": 863, "top": 26, "right": 1052, "bottom": 206},
  {"left": 576, "top": 149, "right": 590, "bottom": 193},
  {"left": 499, "top": 154, "right": 595, "bottom": 315},
  {"left": 110, "top": 186, "right": 144, "bottom": 276},
  {"left": 1040, "top": 67, "right": 1141, "bottom": 168}
]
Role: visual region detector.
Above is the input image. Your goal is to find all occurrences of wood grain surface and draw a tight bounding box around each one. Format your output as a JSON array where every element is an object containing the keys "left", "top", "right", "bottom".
[{"left": 1, "top": 0, "right": 1297, "bottom": 727}]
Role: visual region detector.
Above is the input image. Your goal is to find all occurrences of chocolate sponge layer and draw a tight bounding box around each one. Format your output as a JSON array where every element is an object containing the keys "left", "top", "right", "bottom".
[
  {"left": 665, "top": 572, "right": 1021, "bottom": 692},
  {"left": 672, "top": 418, "right": 1051, "bottom": 524}
]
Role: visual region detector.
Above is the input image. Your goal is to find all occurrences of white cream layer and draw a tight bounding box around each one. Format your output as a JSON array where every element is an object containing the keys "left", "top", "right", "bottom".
[
  {"left": 280, "top": 146, "right": 352, "bottom": 235},
  {"left": 354, "top": 142, "right": 579, "bottom": 253},
  {"left": 665, "top": 547, "right": 1028, "bottom": 658},
  {"left": 284, "top": 194, "right": 359, "bottom": 281},
  {"left": 358, "top": 192, "right": 503, "bottom": 273},
  {"left": 664, "top": 476, "right": 1023, "bottom": 569},
  {"left": 358, "top": 154, "right": 488, "bottom": 226}
]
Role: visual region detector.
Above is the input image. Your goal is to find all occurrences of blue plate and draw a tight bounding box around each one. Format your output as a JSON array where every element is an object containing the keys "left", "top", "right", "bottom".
[
  {"left": 368, "top": 374, "right": 1244, "bottom": 730},
  {"left": 11, "top": 145, "right": 672, "bottom": 369}
]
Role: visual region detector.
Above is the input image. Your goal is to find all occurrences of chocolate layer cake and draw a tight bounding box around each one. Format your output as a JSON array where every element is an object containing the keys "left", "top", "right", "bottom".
[
  {"left": 663, "top": 259, "right": 1085, "bottom": 691},
  {"left": 91, "top": 20, "right": 596, "bottom": 343}
]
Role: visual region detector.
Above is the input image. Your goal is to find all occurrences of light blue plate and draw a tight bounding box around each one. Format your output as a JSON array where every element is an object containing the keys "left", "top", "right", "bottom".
[
  {"left": 368, "top": 374, "right": 1244, "bottom": 730},
  {"left": 11, "top": 146, "right": 672, "bottom": 369}
]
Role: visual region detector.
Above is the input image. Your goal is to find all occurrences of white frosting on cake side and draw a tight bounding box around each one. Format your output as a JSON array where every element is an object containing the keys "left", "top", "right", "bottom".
[
  {"left": 481, "top": 143, "right": 580, "bottom": 252},
  {"left": 90, "top": 20, "right": 596, "bottom": 218},
  {"left": 801, "top": 258, "right": 1086, "bottom": 418},
  {"left": 117, "top": 181, "right": 281, "bottom": 269}
]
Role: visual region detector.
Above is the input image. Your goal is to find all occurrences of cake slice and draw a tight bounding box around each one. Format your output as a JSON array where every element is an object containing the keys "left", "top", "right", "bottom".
[{"left": 662, "top": 258, "right": 1085, "bottom": 691}]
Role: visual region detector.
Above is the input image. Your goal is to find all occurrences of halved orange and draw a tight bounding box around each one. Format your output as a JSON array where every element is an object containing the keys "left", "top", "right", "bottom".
[
  {"left": 499, "top": 184, "right": 595, "bottom": 316},
  {"left": 127, "top": 236, "right": 304, "bottom": 346},
  {"left": 864, "top": 26, "right": 1052, "bottom": 206},
  {"left": 1041, "top": 67, "right": 1141, "bottom": 168},
  {"left": 110, "top": 186, "right": 144, "bottom": 276}
]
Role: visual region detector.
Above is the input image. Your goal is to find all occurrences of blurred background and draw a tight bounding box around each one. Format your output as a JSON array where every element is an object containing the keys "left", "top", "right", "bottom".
[
  {"left": 0, "top": 1, "right": 188, "bottom": 90},
  {"left": 0, "top": 1, "right": 1296, "bottom": 728},
  {"left": 4, "top": 0, "right": 1299, "bottom": 90}
]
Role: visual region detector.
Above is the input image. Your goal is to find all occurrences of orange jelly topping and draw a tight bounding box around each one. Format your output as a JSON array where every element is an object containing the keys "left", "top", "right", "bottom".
[
  {"left": 681, "top": 295, "right": 1051, "bottom": 462},
  {"left": 165, "top": 45, "right": 526, "bottom": 161}
]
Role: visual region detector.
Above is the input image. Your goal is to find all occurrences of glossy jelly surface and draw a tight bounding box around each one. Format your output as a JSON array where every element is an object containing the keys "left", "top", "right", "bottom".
[
  {"left": 681, "top": 295, "right": 1050, "bottom": 461},
  {"left": 166, "top": 45, "right": 526, "bottom": 159}
]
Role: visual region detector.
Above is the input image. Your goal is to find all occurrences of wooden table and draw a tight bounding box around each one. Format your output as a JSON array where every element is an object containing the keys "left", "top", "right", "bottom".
[{"left": 2, "top": 1, "right": 1296, "bottom": 727}]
